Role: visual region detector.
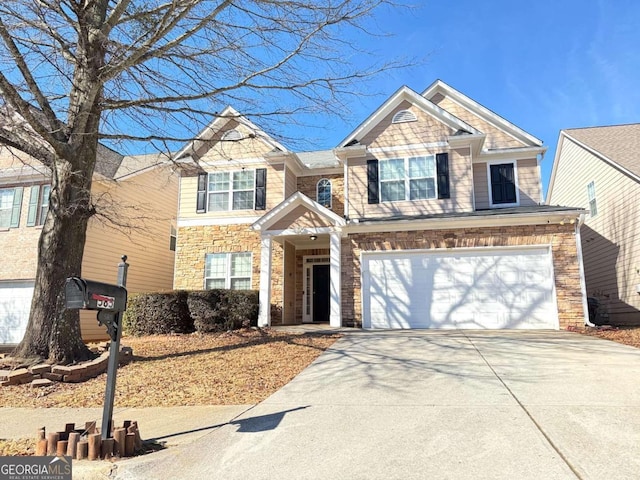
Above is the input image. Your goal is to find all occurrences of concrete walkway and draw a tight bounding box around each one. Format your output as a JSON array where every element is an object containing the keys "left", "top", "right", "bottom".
[
  {"left": 112, "top": 330, "right": 640, "bottom": 480},
  {"left": 3, "top": 331, "right": 640, "bottom": 479}
]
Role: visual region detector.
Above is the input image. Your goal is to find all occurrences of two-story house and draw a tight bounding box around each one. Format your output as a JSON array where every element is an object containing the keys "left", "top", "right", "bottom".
[
  {"left": 174, "top": 80, "right": 587, "bottom": 330},
  {"left": 0, "top": 145, "right": 178, "bottom": 345},
  {"left": 548, "top": 124, "right": 640, "bottom": 326}
]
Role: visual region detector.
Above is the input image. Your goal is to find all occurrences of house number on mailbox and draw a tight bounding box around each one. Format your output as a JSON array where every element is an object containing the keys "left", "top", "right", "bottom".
[{"left": 92, "top": 293, "right": 115, "bottom": 310}]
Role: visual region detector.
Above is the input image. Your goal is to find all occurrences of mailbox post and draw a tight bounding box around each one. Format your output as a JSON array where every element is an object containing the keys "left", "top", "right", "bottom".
[{"left": 64, "top": 256, "right": 129, "bottom": 441}]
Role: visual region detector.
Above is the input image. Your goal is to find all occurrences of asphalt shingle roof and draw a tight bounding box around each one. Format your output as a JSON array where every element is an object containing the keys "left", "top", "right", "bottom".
[{"left": 565, "top": 124, "right": 640, "bottom": 178}]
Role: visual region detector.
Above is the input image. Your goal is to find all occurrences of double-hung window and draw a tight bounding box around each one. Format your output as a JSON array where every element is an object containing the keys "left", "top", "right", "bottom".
[
  {"left": 587, "top": 181, "right": 597, "bottom": 217},
  {"left": 0, "top": 187, "right": 23, "bottom": 229},
  {"left": 205, "top": 252, "right": 252, "bottom": 290},
  {"left": 379, "top": 156, "right": 436, "bottom": 202},
  {"left": 207, "top": 170, "right": 256, "bottom": 211}
]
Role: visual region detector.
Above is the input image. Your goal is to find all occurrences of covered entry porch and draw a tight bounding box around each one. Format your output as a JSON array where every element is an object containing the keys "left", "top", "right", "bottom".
[{"left": 251, "top": 192, "right": 345, "bottom": 328}]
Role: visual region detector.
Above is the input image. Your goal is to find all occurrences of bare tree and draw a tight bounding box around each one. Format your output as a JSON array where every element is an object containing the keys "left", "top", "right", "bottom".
[{"left": 0, "top": 0, "right": 405, "bottom": 364}]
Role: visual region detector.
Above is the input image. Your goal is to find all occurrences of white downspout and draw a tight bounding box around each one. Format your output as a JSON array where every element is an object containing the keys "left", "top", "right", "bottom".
[{"left": 575, "top": 215, "right": 594, "bottom": 327}]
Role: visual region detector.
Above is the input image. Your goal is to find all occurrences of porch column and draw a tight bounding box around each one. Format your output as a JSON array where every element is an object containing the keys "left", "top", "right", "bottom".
[
  {"left": 329, "top": 231, "right": 342, "bottom": 327},
  {"left": 258, "top": 235, "right": 272, "bottom": 327}
]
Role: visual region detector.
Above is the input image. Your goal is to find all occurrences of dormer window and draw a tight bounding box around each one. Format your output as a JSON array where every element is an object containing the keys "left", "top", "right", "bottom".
[
  {"left": 391, "top": 110, "right": 417, "bottom": 124},
  {"left": 221, "top": 129, "right": 243, "bottom": 141},
  {"left": 317, "top": 178, "right": 332, "bottom": 208}
]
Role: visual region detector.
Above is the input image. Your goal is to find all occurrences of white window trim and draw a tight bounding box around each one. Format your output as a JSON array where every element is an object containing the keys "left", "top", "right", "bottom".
[
  {"left": 486, "top": 159, "right": 520, "bottom": 208},
  {"left": 379, "top": 155, "right": 437, "bottom": 203},
  {"left": 316, "top": 178, "right": 332, "bottom": 209},
  {"left": 38, "top": 185, "right": 50, "bottom": 226},
  {"left": 587, "top": 180, "right": 597, "bottom": 217},
  {"left": 0, "top": 188, "right": 15, "bottom": 229},
  {"left": 207, "top": 170, "right": 256, "bottom": 212},
  {"left": 204, "top": 252, "right": 253, "bottom": 290}
]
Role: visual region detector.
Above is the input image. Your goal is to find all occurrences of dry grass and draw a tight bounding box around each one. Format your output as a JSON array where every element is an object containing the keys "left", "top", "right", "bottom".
[
  {"left": 580, "top": 326, "right": 640, "bottom": 348},
  {"left": 0, "top": 438, "right": 35, "bottom": 456},
  {"left": 0, "top": 329, "right": 339, "bottom": 408}
]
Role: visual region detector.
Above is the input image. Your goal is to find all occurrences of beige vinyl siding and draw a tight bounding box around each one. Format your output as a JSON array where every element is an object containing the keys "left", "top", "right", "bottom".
[
  {"left": 473, "top": 158, "right": 540, "bottom": 210},
  {"left": 0, "top": 185, "right": 44, "bottom": 280},
  {"left": 81, "top": 167, "right": 178, "bottom": 340},
  {"left": 284, "top": 165, "right": 297, "bottom": 198},
  {"left": 360, "top": 100, "right": 454, "bottom": 148},
  {"left": 431, "top": 95, "right": 526, "bottom": 149},
  {"left": 348, "top": 147, "right": 473, "bottom": 218},
  {"left": 549, "top": 136, "right": 640, "bottom": 324},
  {"left": 178, "top": 163, "right": 284, "bottom": 220},
  {"left": 196, "top": 121, "right": 275, "bottom": 162}
]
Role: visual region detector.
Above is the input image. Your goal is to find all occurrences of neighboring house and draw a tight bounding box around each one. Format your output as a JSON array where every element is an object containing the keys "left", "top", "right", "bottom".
[
  {"left": 548, "top": 124, "right": 640, "bottom": 326},
  {"left": 174, "top": 80, "right": 587, "bottom": 330},
  {"left": 0, "top": 145, "right": 178, "bottom": 344}
]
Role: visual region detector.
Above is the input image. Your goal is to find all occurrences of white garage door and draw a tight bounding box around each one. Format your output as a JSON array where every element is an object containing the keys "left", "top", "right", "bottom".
[
  {"left": 362, "top": 248, "right": 558, "bottom": 329},
  {"left": 0, "top": 281, "right": 34, "bottom": 344}
]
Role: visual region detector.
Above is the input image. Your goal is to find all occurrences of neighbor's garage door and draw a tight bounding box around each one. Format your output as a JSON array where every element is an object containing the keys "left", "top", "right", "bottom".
[
  {"left": 362, "top": 248, "right": 558, "bottom": 329},
  {"left": 0, "top": 281, "right": 34, "bottom": 344}
]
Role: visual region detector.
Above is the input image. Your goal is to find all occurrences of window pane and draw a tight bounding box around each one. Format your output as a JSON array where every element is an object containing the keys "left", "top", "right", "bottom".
[
  {"left": 381, "top": 180, "right": 405, "bottom": 202},
  {"left": 379, "top": 159, "right": 404, "bottom": 180},
  {"left": 410, "top": 178, "right": 436, "bottom": 200},
  {"left": 408, "top": 157, "right": 429, "bottom": 178},
  {"left": 205, "top": 254, "right": 226, "bottom": 278},
  {"left": 38, "top": 186, "right": 50, "bottom": 225},
  {"left": 317, "top": 179, "right": 331, "bottom": 207},
  {"left": 208, "top": 172, "right": 229, "bottom": 192},
  {"left": 0, "top": 189, "right": 14, "bottom": 228},
  {"left": 232, "top": 191, "right": 253, "bottom": 210},
  {"left": 230, "top": 278, "right": 251, "bottom": 290},
  {"left": 205, "top": 278, "right": 226, "bottom": 289},
  {"left": 233, "top": 170, "right": 255, "bottom": 190},
  {"left": 208, "top": 192, "right": 229, "bottom": 211},
  {"left": 231, "top": 253, "right": 252, "bottom": 277}
]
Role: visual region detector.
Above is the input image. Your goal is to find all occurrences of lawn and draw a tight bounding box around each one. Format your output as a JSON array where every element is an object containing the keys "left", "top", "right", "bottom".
[{"left": 0, "top": 329, "right": 340, "bottom": 408}]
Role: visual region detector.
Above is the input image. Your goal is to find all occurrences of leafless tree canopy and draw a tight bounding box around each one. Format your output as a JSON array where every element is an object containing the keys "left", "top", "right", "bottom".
[
  {"left": 0, "top": 0, "right": 401, "bottom": 155},
  {"left": 0, "top": 0, "right": 406, "bottom": 363}
]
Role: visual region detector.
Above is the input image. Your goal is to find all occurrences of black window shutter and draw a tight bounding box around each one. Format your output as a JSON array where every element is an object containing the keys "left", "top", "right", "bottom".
[
  {"left": 490, "top": 163, "right": 516, "bottom": 204},
  {"left": 367, "top": 159, "right": 379, "bottom": 204},
  {"left": 436, "top": 153, "right": 450, "bottom": 199},
  {"left": 255, "top": 168, "right": 267, "bottom": 210},
  {"left": 196, "top": 173, "right": 207, "bottom": 213}
]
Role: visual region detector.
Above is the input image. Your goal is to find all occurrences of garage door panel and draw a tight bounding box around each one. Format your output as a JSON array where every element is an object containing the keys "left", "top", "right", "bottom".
[
  {"left": 362, "top": 248, "right": 557, "bottom": 330},
  {"left": 0, "top": 281, "right": 34, "bottom": 344}
]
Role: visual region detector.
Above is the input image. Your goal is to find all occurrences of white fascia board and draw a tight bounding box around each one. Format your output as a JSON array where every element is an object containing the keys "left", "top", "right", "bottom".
[
  {"left": 339, "top": 86, "right": 479, "bottom": 147},
  {"left": 252, "top": 191, "right": 346, "bottom": 232},
  {"left": 178, "top": 216, "right": 262, "bottom": 227},
  {"left": 475, "top": 146, "right": 548, "bottom": 163},
  {"left": 546, "top": 132, "right": 566, "bottom": 204},
  {"left": 422, "top": 80, "right": 543, "bottom": 147},
  {"left": 345, "top": 210, "right": 584, "bottom": 234},
  {"left": 334, "top": 145, "right": 368, "bottom": 160}
]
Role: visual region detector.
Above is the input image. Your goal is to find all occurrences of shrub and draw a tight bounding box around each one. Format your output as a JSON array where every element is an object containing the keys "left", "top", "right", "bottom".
[
  {"left": 188, "top": 289, "right": 259, "bottom": 333},
  {"left": 123, "top": 291, "right": 194, "bottom": 336}
]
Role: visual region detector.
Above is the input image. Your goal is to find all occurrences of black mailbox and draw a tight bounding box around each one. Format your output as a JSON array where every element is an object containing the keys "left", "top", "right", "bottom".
[{"left": 65, "top": 277, "right": 127, "bottom": 312}]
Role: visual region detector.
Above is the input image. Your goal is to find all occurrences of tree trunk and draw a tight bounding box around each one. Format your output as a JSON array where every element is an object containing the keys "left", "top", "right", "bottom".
[{"left": 13, "top": 147, "right": 97, "bottom": 364}]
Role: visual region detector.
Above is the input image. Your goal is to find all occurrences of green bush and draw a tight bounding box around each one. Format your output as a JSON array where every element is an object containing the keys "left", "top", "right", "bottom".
[
  {"left": 123, "top": 289, "right": 259, "bottom": 336},
  {"left": 123, "top": 291, "right": 194, "bottom": 336},
  {"left": 188, "top": 290, "right": 259, "bottom": 333}
]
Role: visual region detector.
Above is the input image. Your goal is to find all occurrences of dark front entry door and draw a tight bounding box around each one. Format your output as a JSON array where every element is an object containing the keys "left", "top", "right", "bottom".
[{"left": 312, "top": 264, "right": 330, "bottom": 323}]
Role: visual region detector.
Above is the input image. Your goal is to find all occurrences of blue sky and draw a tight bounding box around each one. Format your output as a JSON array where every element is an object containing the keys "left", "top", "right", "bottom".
[{"left": 307, "top": 0, "right": 640, "bottom": 199}]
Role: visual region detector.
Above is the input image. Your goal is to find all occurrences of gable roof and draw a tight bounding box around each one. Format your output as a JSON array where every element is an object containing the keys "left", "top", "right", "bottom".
[
  {"left": 252, "top": 191, "right": 345, "bottom": 233},
  {"left": 338, "top": 85, "right": 480, "bottom": 148},
  {"left": 422, "top": 79, "right": 543, "bottom": 147},
  {"left": 174, "top": 106, "right": 288, "bottom": 162},
  {"left": 563, "top": 124, "right": 640, "bottom": 178}
]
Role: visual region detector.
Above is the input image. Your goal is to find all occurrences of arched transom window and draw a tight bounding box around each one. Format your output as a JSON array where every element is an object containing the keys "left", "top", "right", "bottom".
[{"left": 317, "top": 178, "right": 332, "bottom": 208}]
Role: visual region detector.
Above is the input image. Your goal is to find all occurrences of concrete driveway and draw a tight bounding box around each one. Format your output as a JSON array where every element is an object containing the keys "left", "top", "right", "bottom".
[{"left": 116, "top": 331, "right": 640, "bottom": 480}]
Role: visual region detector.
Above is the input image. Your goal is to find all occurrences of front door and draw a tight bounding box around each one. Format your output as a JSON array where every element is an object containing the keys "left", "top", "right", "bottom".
[{"left": 312, "top": 264, "right": 330, "bottom": 323}]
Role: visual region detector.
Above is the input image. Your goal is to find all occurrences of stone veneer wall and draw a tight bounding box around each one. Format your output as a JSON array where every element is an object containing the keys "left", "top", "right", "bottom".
[
  {"left": 297, "top": 174, "right": 344, "bottom": 217},
  {"left": 341, "top": 224, "right": 584, "bottom": 329},
  {"left": 174, "top": 224, "right": 284, "bottom": 323}
]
